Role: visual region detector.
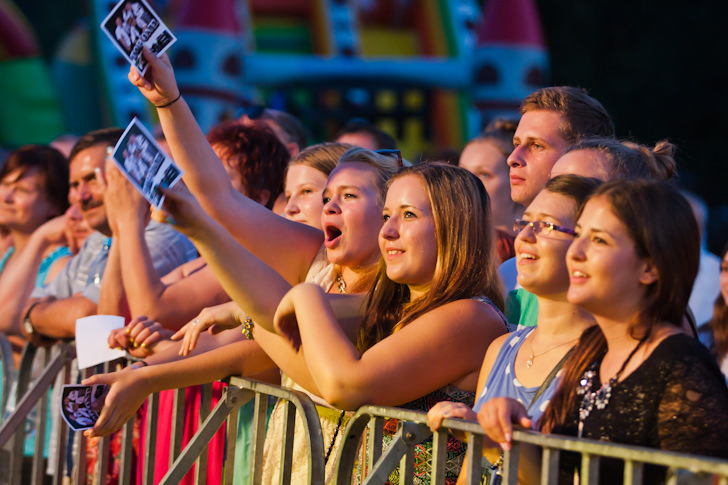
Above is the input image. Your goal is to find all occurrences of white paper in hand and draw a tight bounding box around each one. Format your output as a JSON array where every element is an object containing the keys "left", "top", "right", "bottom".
[{"left": 75, "top": 315, "right": 126, "bottom": 369}]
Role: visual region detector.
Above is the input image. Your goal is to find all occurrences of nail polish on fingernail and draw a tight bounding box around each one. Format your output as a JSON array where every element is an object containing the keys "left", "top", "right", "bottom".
[
  {"left": 106, "top": 146, "right": 113, "bottom": 156},
  {"left": 116, "top": 347, "right": 123, "bottom": 351},
  {"left": 141, "top": 343, "right": 146, "bottom": 349},
  {"left": 165, "top": 215, "right": 177, "bottom": 226},
  {"left": 505, "top": 433, "right": 511, "bottom": 442}
]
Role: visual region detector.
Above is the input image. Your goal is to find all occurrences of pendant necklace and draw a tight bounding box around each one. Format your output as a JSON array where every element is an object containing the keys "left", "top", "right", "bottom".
[
  {"left": 526, "top": 332, "right": 579, "bottom": 368},
  {"left": 577, "top": 334, "right": 649, "bottom": 438}
]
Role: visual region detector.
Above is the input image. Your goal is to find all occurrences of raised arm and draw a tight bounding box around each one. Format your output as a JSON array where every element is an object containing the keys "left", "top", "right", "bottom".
[
  {"left": 128, "top": 49, "right": 322, "bottom": 284},
  {"left": 274, "top": 283, "right": 507, "bottom": 410},
  {"left": 103, "top": 163, "right": 228, "bottom": 328}
]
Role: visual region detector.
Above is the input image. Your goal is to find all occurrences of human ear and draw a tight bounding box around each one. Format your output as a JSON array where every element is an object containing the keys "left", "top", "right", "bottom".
[{"left": 639, "top": 259, "right": 659, "bottom": 285}]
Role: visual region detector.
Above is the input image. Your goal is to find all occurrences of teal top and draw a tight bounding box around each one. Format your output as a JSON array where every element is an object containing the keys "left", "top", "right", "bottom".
[
  {"left": 505, "top": 287, "right": 539, "bottom": 328},
  {"left": 0, "top": 245, "right": 71, "bottom": 287}
]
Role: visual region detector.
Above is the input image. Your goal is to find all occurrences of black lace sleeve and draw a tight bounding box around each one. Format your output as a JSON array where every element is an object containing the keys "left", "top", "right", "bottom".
[{"left": 657, "top": 339, "right": 728, "bottom": 458}]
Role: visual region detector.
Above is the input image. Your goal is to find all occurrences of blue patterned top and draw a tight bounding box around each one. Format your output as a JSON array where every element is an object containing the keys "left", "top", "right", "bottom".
[{"left": 472, "top": 327, "right": 561, "bottom": 424}]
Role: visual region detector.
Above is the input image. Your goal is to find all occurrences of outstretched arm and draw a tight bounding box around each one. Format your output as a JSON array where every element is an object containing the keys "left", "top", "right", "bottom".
[
  {"left": 274, "top": 283, "right": 507, "bottom": 410},
  {"left": 83, "top": 338, "right": 277, "bottom": 437},
  {"left": 129, "top": 49, "right": 322, "bottom": 284}
]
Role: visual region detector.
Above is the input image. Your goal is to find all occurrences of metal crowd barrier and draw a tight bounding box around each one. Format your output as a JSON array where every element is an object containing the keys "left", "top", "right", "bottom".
[{"left": 3, "top": 339, "right": 728, "bottom": 484}]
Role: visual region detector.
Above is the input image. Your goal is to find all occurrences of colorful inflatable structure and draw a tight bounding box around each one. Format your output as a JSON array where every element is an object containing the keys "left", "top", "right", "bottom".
[
  {"left": 0, "top": 0, "right": 65, "bottom": 147},
  {"left": 2, "top": 0, "right": 549, "bottom": 157}
]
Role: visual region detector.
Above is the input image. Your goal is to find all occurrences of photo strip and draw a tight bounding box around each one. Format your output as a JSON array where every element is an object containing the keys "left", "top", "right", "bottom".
[
  {"left": 111, "top": 117, "right": 183, "bottom": 209},
  {"left": 60, "top": 385, "right": 109, "bottom": 432},
  {"left": 100, "top": 0, "right": 176, "bottom": 75}
]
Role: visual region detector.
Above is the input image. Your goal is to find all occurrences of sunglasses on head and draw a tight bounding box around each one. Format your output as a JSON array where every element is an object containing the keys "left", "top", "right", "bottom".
[
  {"left": 236, "top": 104, "right": 266, "bottom": 120},
  {"left": 375, "top": 149, "right": 403, "bottom": 168}
]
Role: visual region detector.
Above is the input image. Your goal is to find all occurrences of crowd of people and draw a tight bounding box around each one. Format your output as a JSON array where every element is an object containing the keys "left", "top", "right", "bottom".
[{"left": 2, "top": 46, "right": 728, "bottom": 484}]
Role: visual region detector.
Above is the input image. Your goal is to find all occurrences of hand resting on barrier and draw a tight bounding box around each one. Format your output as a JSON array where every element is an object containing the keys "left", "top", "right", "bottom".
[
  {"left": 476, "top": 396, "right": 533, "bottom": 451},
  {"left": 426, "top": 401, "right": 478, "bottom": 443}
]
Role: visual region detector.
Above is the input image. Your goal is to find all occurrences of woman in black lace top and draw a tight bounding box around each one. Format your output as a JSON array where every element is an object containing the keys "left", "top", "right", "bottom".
[{"left": 536, "top": 180, "right": 728, "bottom": 483}]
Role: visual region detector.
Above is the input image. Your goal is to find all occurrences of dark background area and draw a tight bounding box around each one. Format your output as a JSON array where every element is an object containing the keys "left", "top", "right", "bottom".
[
  {"left": 14, "top": 0, "right": 728, "bottom": 251},
  {"left": 535, "top": 0, "right": 728, "bottom": 252}
]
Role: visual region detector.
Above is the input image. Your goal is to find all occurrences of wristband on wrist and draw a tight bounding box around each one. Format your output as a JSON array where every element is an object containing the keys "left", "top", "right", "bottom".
[
  {"left": 130, "top": 360, "right": 149, "bottom": 370},
  {"left": 155, "top": 93, "right": 181, "bottom": 109}
]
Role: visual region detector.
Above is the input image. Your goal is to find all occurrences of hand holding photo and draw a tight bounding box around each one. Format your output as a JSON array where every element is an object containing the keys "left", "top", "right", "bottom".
[
  {"left": 60, "top": 384, "right": 109, "bottom": 431},
  {"left": 111, "top": 117, "right": 184, "bottom": 209},
  {"left": 100, "top": 0, "right": 176, "bottom": 75}
]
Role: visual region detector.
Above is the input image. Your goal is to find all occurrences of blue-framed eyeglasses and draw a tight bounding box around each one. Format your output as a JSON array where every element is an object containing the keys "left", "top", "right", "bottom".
[
  {"left": 375, "top": 149, "right": 403, "bottom": 167},
  {"left": 513, "top": 219, "right": 576, "bottom": 237}
]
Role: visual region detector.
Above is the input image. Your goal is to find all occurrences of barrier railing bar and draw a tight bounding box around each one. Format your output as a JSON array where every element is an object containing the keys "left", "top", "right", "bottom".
[
  {"left": 249, "top": 392, "right": 268, "bottom": 485},
  {"left": 0, "top": 343, "right": 75, "bottom": 447},
  {"left": 52, "top": 358, "right": 72, "bottom": 485},
  {"left": 503, "top": 441, "right": 520, "bottom": 485},
  {"left": 461, "top": 433, "right": 483, "bottom": 485},
  {"left": 160, "top": 389, "right": 234, "bottom": 485},
  {"left": 623, "top": 459, "right": 642, "bottom": 485},
  {"left": 511, "top": 430, "right": 728, "bottom": 474},
  {"left": 29, "top": 347, "right": 51, "bottom": 485},
  {"left": 0, "top": 334, "right": 15, "bottom": 412},
  {"left": 194, "top": 382, "right": 213, "bottom": 485},
  {"left": 170, "top": 387, "right": 185, "bottom": 466},
  {"left": 367, "top": 416, "right": 384, "bottom": 476},
  {"left": 541, "top": 446, "right": 560, "bottom": 485},
  {"left": 279, "top": 400, "right": 296, "bottom": 483},
  {"left": 399, "top": 434, "right": 415, "bottom": 485},
  {"left": 429, "top": 428, "right": 447, "bottom": 485},
  {"left": 9, "top": 343, "right": 39, "bottom": 481},
  {"left": 143, "top": 391, "right": 159, "bottom": 485},
  {"left": 229, "top": 377, "right": 326, "bottom": 485},
  {"left": 93, "top": 362, "right": 114, "bottom": 485},
  {"left": 75, "top": 414, "right": 88, "bottom": 484},
  {"left": 221, "top": 387, "right": 250, "bottom": 485},
  {"left": 118, "top": 411, "right": 135, "bottom": 485}
]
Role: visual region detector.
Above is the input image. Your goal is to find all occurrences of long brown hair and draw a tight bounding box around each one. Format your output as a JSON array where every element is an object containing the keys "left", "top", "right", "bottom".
[
  {"left": 540, "top": 179, "right": 700, "bottom": 432},
  {"left": 705, "top": 244, "right": 728, "bottom": 361},
  {"left": 357, "top": 162, "right": 503, "bottom": 351}
]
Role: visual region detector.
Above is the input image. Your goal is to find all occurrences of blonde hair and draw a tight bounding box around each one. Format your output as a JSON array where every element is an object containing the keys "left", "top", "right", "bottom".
[
  {"left": 287, "top": 142, "right": 353, "bottom": 179},
  {"left": 338, "top": 146, "right": 402, "bottom": 202}
]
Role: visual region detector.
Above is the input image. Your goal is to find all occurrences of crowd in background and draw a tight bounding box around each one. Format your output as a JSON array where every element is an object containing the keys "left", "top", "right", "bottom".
[{"left": 1, "top": 47, "right": 728, "bottom": 484}]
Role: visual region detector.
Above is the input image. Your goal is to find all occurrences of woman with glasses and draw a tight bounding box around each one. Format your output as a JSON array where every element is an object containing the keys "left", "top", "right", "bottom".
[{"left": 427, "top": 175, "right": 599, "bottom": 478}]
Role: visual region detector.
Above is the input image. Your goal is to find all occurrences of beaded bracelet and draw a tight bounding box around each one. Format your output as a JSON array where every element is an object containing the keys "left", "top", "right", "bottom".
[
  {"left": 241, "top": 317, "right": 254, "bottom": 340},
  {"left": 155, "top": 93, "right": 181, "bottom": 109}
]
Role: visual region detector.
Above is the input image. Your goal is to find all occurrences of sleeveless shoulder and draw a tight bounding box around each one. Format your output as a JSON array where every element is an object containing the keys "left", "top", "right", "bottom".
[{"left": 471, "top": 295, "right": 512, "bottom": 331}]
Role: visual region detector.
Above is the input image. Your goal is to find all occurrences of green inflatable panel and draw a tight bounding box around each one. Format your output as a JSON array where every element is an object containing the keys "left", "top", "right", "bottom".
[{"left": 0, "top": 58, "right": 66, "bottom": 147}]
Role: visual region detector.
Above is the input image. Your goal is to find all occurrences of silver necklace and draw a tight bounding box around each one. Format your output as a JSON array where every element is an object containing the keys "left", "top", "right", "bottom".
[{"left": 577, "top": 336, "right": 648, "bottom": 438}]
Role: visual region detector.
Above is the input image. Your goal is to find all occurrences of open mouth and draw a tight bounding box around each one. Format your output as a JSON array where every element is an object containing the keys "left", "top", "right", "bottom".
[{"left": 324, "top": 224, "right": 342, "bottom": 248}]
